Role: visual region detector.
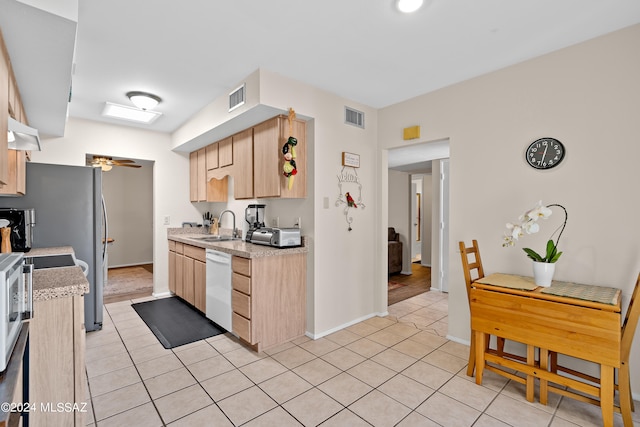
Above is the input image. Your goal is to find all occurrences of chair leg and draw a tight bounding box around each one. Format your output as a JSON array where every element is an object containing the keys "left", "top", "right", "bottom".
[
  {"left": 550, "top": 351, "right": 558, "bottom": 373},
  {"left": 497, "top": 337, "right": 505, "bottom": 357},
  {"left": 467, "top": 331, "right": 476, "bottom": 377},
  {"left": 619, "top": 362, "right": 634, "bottom": 427},
  {"left": 539, "top": 348, "right": 549, "bottom": 405}
]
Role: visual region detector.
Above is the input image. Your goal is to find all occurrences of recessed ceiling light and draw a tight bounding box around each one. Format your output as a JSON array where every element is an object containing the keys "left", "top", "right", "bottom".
[
  {"left": 396, "top": 0, "right": 424, "bottom": 13},
  {"left": 102, "top": 102, "right": 162, "bottom": 124}
]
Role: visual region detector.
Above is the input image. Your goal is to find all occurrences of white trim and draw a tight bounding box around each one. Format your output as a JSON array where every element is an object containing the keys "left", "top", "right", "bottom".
[
  {"left": 305, "top": 311, "right": 390, "bottom": 340},
  {"left": 446, "top": 334, "right": 470, "bottom": 347},
  {"left": 151, "top": 291, "right": 171, "bottom": 298},
  {"left": 108, "top": 262, "right": 154, "bottom": 269}
]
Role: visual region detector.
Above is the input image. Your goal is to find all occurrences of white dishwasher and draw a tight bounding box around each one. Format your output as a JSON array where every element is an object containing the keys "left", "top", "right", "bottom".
[{"left": 205, "top": 249, "right": 232, "bottom": 331}]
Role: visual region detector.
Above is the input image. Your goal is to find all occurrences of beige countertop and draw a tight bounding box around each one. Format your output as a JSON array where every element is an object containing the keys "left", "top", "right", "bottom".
[
  {"left": 167, "top": 228, "right": 308, "bottom": 258},
  {"left": 28, "top": 246, "right": 90, "bottom": 301}
]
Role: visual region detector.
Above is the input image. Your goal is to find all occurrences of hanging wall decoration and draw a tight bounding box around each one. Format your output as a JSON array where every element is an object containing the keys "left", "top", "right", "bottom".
[
  {"left": 336, "top": 152, "right": 366, "bottom": 231},
  {"left": 282, "top": 108, "right": 298, "bottom": 190}
]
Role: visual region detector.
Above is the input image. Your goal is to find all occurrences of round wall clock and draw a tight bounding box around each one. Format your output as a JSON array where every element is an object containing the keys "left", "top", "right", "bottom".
[{"left": 525, "top": 137, "right": 565, "bottom": 170}]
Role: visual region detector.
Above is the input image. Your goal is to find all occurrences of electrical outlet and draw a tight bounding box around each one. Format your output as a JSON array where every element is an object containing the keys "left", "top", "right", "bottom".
[
  {"left": 294, "top": 217, "right": 301, "bottom": 229},
  {"left": 163, "top": 215, "right": 171, "bottom": 225}
]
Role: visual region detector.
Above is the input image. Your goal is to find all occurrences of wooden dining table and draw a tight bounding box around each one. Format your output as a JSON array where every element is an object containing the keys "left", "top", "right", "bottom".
[{"left": 470, "top": 273, "right": 622, "bottom": 427}]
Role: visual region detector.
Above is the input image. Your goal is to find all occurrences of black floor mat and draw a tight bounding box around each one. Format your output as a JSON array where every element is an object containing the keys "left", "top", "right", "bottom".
[{"left": 132, "top": 297, "right": 225, "bottom": 349}]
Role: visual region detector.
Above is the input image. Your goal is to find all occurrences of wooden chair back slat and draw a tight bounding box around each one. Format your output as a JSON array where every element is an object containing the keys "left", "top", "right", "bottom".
[{"left": 459, "top": 240, "right": 485, "bottom": 303}]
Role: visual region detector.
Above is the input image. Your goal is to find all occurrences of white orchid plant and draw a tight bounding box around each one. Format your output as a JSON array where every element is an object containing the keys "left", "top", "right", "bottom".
[{"left": 503, "top": 201, "right": 568, "bottom": 263}]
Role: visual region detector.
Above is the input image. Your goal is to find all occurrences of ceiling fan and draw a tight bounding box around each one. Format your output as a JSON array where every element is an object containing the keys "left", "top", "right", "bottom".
[{"left": 90, "top": 156, "right": 141, "bottom": 171}]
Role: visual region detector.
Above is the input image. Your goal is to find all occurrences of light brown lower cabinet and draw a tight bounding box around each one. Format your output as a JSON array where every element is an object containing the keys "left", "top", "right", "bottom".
[
  {"left": 231, "top": 253, "right": 306, "bottom": 352},
  {"left": 29, "top": 295, "right": 86, "bottom": 427},
  {"left": 168, "top": 241, "right": 206, "bottom": 313}
]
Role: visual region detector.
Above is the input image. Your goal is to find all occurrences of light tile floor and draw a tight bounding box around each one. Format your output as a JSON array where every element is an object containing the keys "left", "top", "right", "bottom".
[{"left": 84, "top": 291, "right": 640, "bottom": 426}]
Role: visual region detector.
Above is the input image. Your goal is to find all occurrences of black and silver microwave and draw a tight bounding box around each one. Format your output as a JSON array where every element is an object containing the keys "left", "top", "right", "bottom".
[{"left": 0, "top": 253, "right": 33, "bottom": 371}]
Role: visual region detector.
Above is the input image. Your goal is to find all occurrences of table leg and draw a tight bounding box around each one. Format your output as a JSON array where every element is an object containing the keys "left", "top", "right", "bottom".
[
  {"left": 539, "top": 348, "right": 549, "bottom": 405},
  {"left": 475, "top": 330, "right": 485, "bottom": 385},
  {"left": 526, "top": 345, "right": 535, "bottom": 402},
  {"left": 600, "top": 365, "right": 614, "bottom": 427}
]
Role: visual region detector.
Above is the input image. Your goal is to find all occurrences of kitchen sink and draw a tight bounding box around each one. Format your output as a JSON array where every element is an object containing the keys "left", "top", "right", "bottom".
[{"left": 192, "top": 235, "right": 240, "bottom": 242}]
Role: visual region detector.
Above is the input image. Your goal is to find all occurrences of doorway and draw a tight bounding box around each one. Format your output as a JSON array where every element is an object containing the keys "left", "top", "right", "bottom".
[
  {"left": 87, "top": 154, "right": 155, "bottom": 303},
  {"left": 386, "top": 139, "right": 450, "bottom": 298}
]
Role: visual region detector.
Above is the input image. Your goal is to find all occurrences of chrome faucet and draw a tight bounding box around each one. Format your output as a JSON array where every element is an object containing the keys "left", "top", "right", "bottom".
[{"left": 218, "top": 210, "right": 237, "bottom": 238}]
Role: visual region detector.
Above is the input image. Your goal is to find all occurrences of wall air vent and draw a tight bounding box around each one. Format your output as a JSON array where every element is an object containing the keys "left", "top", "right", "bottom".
[
  {"left": 229, "top": 83, "right": 246, "bottom": 112},
  {"left": 345, "top": 106, "right": 364, "bottom": 129}
]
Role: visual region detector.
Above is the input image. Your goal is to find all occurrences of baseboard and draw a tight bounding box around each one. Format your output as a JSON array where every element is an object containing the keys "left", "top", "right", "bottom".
[
  {"left": 305, "top": 310, "right": 390, "bottom": 340},
  {"left": 400, "top": 269, "right": 412, "bottom": 275},
  {"left": 421, "top": 262, "right": 431, "bottom": 267},
  {"left": 152, "top": 291, "right": 172, "bottom": 298},
  {"left": 108, "top": 262, "right": 153, "bottom": 269},
  {"left": 446, "top": 334, "right": 469, "bottom": 347}
]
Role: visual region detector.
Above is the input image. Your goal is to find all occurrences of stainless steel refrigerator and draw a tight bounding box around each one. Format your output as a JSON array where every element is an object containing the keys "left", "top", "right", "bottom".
[{"left": 0, "top": 162, "right": 105, "bottom": 331}]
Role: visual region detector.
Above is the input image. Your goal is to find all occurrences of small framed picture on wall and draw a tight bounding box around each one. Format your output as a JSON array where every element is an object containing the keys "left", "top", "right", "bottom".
[{"left": 342, "top": 152, "right": 360, "bottom": 168}]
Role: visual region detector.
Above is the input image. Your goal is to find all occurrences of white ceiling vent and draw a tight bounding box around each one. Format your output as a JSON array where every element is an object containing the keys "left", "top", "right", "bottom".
[
  {"left": 229, "top": 83, "right": 246, "bottom": 112},
  {"left": 345, "top": 106, "right": 364, "bottom": 129}
]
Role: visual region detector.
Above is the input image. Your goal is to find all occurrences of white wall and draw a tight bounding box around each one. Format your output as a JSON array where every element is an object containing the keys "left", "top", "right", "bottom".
[
  {"left": 421, "top": 173, "right": 433, "bottom": 267},
  {"left": 101, "top": 161, "right": 153, "bottom": 267},
  {"left": 378, "top": 24, "right": 640, "bottom": 395},
  {"left": 388, "top": 170, "right": 410, "bottom": 273},
  {"left": 173, "top": 68, "right": 380, "bottom": 337},
  {"left": 259, "top": 70, "right": 381, "bottom": 335},
  {"left": 30, "top": 117, "right": 201, "bottom": 295}
]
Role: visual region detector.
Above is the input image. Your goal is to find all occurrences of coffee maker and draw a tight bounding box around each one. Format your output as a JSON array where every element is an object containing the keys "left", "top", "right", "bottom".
[
  {"left": 0, "top": 208, "right": 35, "bottom": 252},
  {"left": 245, "top": 204, "right": 265, "bottom": 230}
]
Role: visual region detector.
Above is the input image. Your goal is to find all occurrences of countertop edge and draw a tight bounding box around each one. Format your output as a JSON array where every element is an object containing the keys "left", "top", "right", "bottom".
[
  {"left": 167, "top": 232, "right": 308, "bottom": 258},
  {"left": 29, "top": 247, "right": 90, "bottom": 301}
]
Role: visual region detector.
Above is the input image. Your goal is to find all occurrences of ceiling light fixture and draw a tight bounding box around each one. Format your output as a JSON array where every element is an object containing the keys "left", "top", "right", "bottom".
[
  {"left": 102, "top": 102, "right": 162, "bottom": 124},
  {"left": 126, "top": 91, "right": 162, "bottom": 110},
  {"left": 396, "top": 0, "right": 424, "bottom": 13}
]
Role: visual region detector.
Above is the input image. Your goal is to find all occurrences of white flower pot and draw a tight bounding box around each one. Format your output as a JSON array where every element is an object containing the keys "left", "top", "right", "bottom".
[{"left": 532, "top": 261, "right": 555, "bottom": 287}]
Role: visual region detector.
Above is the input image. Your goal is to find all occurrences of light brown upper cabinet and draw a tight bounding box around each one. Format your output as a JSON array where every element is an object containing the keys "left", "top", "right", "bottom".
[
  {"left": 253, "top": 115, "right": 306, "bottom": 199},
  {"left": 1, "top": 30, "right": 28, "bottom": 195},
  {"left": 219, "top": 137, "right": 233, "bottom": 168},
  {"left": 192, "top": 114, "right": 307, "bottom": 203},
  {"left": 205, "top": 142, "right": 218, "bottom": 170},
  {"left": 232, "top": 128, "right": 254, "bottom": 199},
  {"left": 0, "top": 33, "right": 10, "bottom": 186},
  {"left": 189, "top": 148, "right": 207, "bottom": 202}
]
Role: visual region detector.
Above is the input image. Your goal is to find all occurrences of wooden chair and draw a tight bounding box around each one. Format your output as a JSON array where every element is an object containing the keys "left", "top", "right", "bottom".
[
  {"left": 543, "top": 273, "right": 640, "bottom": 426},
  {"left": 459, "top": 240, "right": 526, "bottom": 376},
  {"left": 459, "top": 240, "right": 485, "bottom": 376},
  {"left": 459, "top": 240, "right": 527, "bottom": 377}
]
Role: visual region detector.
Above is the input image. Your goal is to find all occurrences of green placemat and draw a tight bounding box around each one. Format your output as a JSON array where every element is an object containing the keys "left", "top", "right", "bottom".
[
  {"left": 541, "top": 281, "right": 619, "bottom": 305},
  {"left": 475, "top": 273, "right": 538, "bottom": 291}
]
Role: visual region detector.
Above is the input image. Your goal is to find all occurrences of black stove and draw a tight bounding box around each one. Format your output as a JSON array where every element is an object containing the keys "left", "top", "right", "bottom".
[{"left": 25, "top": 254, "right": 76, "bottom": 270}]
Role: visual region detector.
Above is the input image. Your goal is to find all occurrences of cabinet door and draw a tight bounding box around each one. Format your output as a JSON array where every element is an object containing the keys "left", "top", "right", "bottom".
[
  {"left": 183, "top": 256, "right": 195, "bottom": 305},
  {"left": 168, "top": 250, "right": 176, "bottom": 293},
  {"left": 194, "top": 260, "right": 206, "bottom": 313},
  {"left": 253, "top": 117, "right": 281, "bottom": 198},
  {"left": 0, "top": 149, "right": 26, "bottom": 196},
  {"left": 232, "top": 129, "right": 254, "bottom": 199},
  {"left": 175, "top": 253, "right": 185, "bottom": 298},
  {"left": 218, "top": 136, "right": 233, "bottom": 167},
  {"left": 278, "top": 117, "right": 307, "bottom": 198},
  {"left": 206, "top": 142, "right": 219, "bottom": 170},
  {"left": 0, "top": 39, "right": 9, "bottom": 186},
  {"left": 30, "top": 298, "right": 76, "bottom": 427},
  {"left": 197, "top": 147, "right": 206, "bottom": 201},
  {"left": 189, "top": 151, "right": 198, "bottom": 202}
]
